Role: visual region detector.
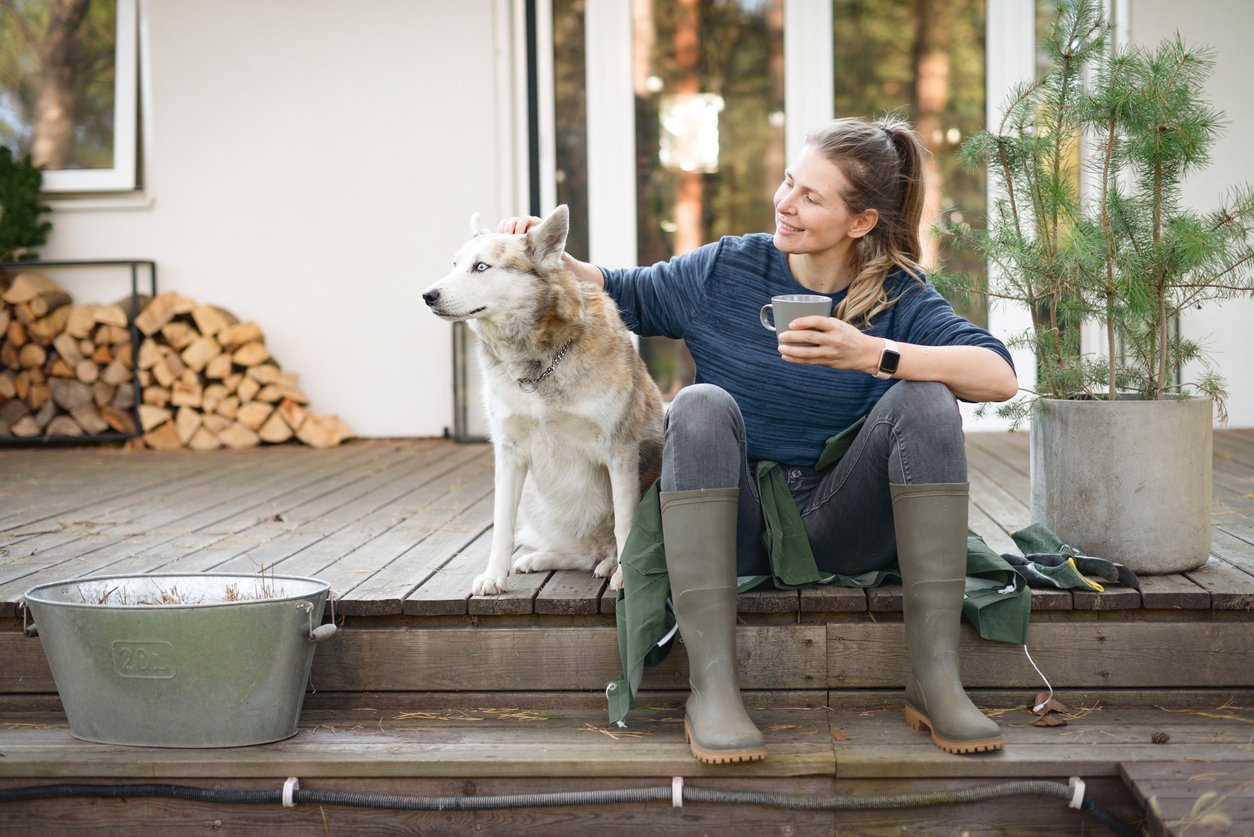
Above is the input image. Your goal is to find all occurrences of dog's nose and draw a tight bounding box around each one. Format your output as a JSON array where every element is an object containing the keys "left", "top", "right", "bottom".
[{"left": 422, "top": 290, "right": 440, "bottom": 307}]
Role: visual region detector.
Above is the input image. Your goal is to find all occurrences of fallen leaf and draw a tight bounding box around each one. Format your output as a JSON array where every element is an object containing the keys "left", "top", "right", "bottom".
[
  {"left": 831, "top": 731, "right": 847, "bottom": 741},
  {"left": 1033, "top": 715, "right": 1067, "bottom": 727}
]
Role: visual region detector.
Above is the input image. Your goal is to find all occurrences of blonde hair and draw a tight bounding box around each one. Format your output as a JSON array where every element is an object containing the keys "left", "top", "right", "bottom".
[{"left": 804, "top": 115, "right": 928, "bottom": 328}]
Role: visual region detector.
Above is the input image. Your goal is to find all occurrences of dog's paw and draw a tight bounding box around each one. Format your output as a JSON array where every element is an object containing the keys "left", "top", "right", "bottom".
[
  {"left": 472, "top": 573, "right": 507, "bottom": 596},
  {"left": 594, "top": 554, "right": 618, "bottom": 580},
  {"left": 513, "top": 551, "right": 565, "bottom": 574},
  {"left": 608, "top": 564, "right": 625, "bottom": 591}
]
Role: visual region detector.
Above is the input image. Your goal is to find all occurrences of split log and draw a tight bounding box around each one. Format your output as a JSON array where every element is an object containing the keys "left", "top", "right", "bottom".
[
  {"left": 26, "top": 307, "right": 71, "bottom": 344},
  {"left": 45, "top": 415, "right": 83, "bottom": 437},
  {"left": 101, "top": 405, "right": 137, "bottom": 434},
  {"left": 93, "top": 304, "right": 128, "bottom": 329},
  {"left": 191, "top": 304, "right": 236, "bottom": 337},
  {"left": 18, "top": 343, "right": 46, "bottom": 369},
  {"left": 142, "top": 420, "right": 183, "bottom": 451},
  {"left": 217, "top": 421, "right": 260, "bottom": 450},
  {"left": 257, "top": 410, "right": 294, "bottom": 443},
  {"left": 49, "top": 378, "right": 94, "bottom": 412},
  {"left": 75, "top": 359, "right": 100, "bottom": 384},
  {"left": 236, "top": 401, "right": 272, "bottom": 431},
  {"left": 65, "top": 305, "right": 99, "bottom": 339},
  {"left": 143, "top": 386, "right": 171, "bottom": 408},
  {"left": 217, "top": 321, "right": 264, "bottom": 349},
  {"left": 296, "top": 414, "right": 352, "bottom": 449},
  {"left": 204, "top": 352, "right": 233, "bottom": 379},
  {"left": 139, "top": 404, "right": 173, "bottom": 432},
  {"left": 187, "top": 427, "right": 222, "bottom": 451},
  {"left": 175, "top": 406, "right": 201, "bottom": 446},
  {"left": 70, "top": 403, "right": 109, "bottom": 434},
  {"left": 1, "top": 273, "right": 61, "bottom": 304},
  {"left": 232, "top": 341, "right": 269, "bottom": 366}
]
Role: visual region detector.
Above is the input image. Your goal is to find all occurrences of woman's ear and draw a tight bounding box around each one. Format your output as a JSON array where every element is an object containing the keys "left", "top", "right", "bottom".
[{"left": 849, "top": 208, "right": 879, "bottom": 239}]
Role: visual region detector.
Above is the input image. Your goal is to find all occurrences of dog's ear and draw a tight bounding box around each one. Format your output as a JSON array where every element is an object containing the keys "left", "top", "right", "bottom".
[
  {"left": 469, "top": 212, "right": 491, "bottom": 237},
  {"left": 525, "top": 205, "right": 569, "bottom": 264}
]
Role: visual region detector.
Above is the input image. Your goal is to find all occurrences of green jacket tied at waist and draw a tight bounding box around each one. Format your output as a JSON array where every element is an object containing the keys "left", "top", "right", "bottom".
[{"left": 607, "top": 418, "right": 1032, "bottom": 725}]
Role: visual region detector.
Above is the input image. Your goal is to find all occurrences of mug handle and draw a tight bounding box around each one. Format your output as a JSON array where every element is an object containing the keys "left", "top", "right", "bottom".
[{"left": 760, "top": 304, "right": 775, "bottom": 331}]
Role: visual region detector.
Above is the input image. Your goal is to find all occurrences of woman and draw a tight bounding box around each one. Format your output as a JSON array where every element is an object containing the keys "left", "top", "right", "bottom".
[{"left": 499, "top": 115, "right": 1018, "bottom": 764}]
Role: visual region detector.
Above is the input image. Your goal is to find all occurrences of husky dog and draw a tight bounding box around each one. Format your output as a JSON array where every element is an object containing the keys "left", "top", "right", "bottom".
[{"left": 423, "top": 206, "right": 664, "bottom": 596}]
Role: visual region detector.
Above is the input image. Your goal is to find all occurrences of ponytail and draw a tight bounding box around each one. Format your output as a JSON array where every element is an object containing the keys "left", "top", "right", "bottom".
[{"left": 804, "top": 115, "right": 928, "bottom": 328}]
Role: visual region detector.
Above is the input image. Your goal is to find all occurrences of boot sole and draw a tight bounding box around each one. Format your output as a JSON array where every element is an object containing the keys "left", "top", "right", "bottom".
[
  {"left": 684, "top": 718, "right": 768, "bottom": 765},
  {"left": 904, "top": 704, "right": 1003, "bottom": 754}
]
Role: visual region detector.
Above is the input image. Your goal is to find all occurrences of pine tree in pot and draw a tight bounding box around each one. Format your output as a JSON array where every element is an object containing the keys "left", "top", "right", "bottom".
[{"left": 935, "top": 0, "right": 1254, "bottom": 573}]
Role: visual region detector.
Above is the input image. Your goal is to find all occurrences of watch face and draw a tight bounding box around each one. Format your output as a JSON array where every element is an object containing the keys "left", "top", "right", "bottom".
[{"left": 880, "top": 349, "right": 901, "bottom": 375}]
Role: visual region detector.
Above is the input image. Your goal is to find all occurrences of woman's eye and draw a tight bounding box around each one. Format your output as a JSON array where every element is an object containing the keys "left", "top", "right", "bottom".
[
  {"left": 805, "top": 194, "right": 818, "bottom": 204},
  {"left": 473, "top": 262, "right": 489, "bottom": 272}
]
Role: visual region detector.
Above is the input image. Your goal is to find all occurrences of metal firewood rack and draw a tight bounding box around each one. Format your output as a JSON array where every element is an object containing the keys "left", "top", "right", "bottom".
[{"left": 0, "top": 259, "right": 157, "bottom": 444}]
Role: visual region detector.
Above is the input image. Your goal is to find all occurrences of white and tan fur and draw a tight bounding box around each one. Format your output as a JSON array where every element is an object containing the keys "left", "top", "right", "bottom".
[{"left": 423, "top": 206, "right": 664, "bottom": 596}]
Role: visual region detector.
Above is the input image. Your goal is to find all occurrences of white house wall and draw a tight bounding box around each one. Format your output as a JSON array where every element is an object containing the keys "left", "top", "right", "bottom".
[
  {"left": 1131, "top": 0, "right": 1254, "bottom": 427},
  {"left": 40, "top": 0, "right": 509, "bottom": 438}
]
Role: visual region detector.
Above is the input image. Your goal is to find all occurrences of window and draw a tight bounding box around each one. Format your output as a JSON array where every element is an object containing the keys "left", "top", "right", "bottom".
[{"left": 0, "top": 0, "right": 138, "bottom": 192}]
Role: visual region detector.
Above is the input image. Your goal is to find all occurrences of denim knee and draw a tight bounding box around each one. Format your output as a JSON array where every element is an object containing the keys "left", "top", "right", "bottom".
[
  {"left": 875, "top": 381, "right": 966, "bottom": 484},
  {"left": 662, "top": 384, "right": 746, "bottom": 492}
]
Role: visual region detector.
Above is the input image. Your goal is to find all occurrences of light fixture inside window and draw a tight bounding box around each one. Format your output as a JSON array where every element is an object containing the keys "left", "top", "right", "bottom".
[{"left": 658, "top": 93, "right": 725, "bottom": 173}]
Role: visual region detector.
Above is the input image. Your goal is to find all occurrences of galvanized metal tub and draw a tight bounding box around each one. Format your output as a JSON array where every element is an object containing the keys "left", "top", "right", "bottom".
[{"left": 24, "top": 573, "right": 336, "bottom": 748}]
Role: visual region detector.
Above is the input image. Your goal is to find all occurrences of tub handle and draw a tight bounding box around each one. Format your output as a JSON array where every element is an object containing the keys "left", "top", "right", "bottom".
[
  {"left": 297, "top": 599, "right": 338, "bottom": 643},
  {"left": 20, "top": 601, "right": 38, "bottom": 638}
]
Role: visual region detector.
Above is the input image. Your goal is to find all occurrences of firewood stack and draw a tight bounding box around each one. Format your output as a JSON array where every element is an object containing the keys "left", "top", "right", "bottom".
[{"left": 0, "top": 271, "right": 353, "bottom": 449}]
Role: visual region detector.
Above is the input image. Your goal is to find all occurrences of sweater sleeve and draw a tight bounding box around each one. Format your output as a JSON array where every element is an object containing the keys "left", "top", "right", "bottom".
[
  {"left": 598, "top": 242, "right": 721, "bottom": 339},
  {"left": 894, "top": 279, "right": 1015, "bottom": 372}
]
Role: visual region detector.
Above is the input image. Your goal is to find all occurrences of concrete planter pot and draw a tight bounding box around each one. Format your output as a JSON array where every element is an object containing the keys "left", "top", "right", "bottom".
[{"left": 1028, "top": 397, "right": 1212, "bottom": 574}]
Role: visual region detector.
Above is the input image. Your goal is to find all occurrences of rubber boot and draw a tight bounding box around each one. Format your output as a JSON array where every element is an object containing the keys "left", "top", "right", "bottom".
[
  {"left": 891, "top": 482, "right": 1004, "bottom": 754},
  {"left": 661, "top": 488, "right": 767, "bottom": 765}
]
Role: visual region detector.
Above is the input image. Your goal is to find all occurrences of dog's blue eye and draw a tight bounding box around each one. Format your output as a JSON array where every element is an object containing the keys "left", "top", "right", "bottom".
[{"left": 473, "top": 262, "right": 489, "bottom": 272}]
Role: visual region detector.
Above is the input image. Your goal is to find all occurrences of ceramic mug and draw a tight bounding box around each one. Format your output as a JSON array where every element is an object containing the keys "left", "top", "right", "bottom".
[{"left": 760, "top": 294, "right": 833, "bottom": 345}]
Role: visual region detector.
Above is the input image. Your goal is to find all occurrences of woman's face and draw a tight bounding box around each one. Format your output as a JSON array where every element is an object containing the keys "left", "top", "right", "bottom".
[{"left": 772, "top": 144, "right": 876, "bottom": 263}]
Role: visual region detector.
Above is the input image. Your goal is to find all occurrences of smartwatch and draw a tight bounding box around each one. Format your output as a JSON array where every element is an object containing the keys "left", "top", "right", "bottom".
[{"left": 874, "top": 338, "right": 901, "bottom": 380}]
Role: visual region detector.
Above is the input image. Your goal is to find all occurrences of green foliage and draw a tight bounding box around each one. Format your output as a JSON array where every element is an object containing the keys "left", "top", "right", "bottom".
[
  {"left": 934, "top": 0, "right": 1254, "bottom": 415},
  {"left": 0, "top": 145, "right": 52, "bottom": 261}
]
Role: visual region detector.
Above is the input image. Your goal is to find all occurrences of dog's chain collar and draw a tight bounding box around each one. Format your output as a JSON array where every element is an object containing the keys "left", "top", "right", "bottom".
[{"left": 517, "top": 340, "right": 573, "bottom": 393}]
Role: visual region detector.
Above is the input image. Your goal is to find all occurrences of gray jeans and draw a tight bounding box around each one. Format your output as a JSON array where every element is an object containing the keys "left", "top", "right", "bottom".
[{"left": 660, "top": 381, "right": 967, "bottom": 577}]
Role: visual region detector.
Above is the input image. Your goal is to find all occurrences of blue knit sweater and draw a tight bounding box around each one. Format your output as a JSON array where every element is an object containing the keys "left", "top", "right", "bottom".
[{"left": 600, "top": 233, "right": 1013, "bottom": 466}]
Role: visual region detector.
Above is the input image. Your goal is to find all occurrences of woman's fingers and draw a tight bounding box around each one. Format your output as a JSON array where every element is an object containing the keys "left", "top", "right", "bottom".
[{"left": 497, "top": 215, "right": 544, "bottom": 234}]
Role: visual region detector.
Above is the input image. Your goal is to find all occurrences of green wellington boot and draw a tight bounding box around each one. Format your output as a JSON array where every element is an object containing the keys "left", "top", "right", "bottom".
[
  {"left": 890, "top": 482, "right": 1004, "bottom": 754},
  {"left": 660, "top": 488, "right": 767, "bottom": 765}
]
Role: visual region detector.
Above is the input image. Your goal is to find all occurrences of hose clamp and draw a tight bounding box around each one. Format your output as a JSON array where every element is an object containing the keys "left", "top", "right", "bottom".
[
  {"left": 282, "top": 777, "right": 300, "bottom": 808},
  {"left": 1068, "top": 776, "right": 1086, "bottom": 809},
  {"left": 672, "top": 776, "right": 684, "bottom": 808}
]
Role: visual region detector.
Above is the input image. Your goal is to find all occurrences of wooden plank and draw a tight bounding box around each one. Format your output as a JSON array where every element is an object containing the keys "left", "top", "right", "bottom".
[
  {"left": 1121, "top": 761, "right": 1254, "bottom": 837},
  {"left": 308, "top": 625, "right": 827, "bottom": 693},
  {"left": 1072, "top": 584, "right": 1142, "bottom": 611},
  {"left": 354, "top": 495, "right": 494, "bottom": 616},
  {"left": 1138, "top": 573, "right": 1212, "bottom": 610},
  {"left": 248, "top": 447, "right": 496, "bottom": 605},
  {"left": 42, "top": 440, "right": 407, "bottom": 574},
  {"left": 737, "top": 588, "right": 800, "bottom": 614},
  {"left": 0, "top": 705, "right": 835, "bottom": 781},
  {"left": 1184, "top": 556, "right": 1254, "bottom": 610},
  {"left": 1211, "top": 527, "right": 1254, "bottom": 577},
  {"left": 534, "top": 570, "right": 606, "bottom": 616},
  {"left": 966, "top": 437, "right": 1032, "bottom": 507},
  {"left": 197, "top": 445, "right": 490, "bottom": 580},
  {"left": 866, "top": 582, "right": 902, "bottom": 612},
  {"left": 828, "top": 621, "right": 1254, "bottom": 689},
  {"left": 799, "top": 585, "right": 867, "bottom": 613}
]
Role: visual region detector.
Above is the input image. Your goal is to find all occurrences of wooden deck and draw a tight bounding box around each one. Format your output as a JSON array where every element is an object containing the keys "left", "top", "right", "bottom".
[{"left": 1, "top": 431, "right": 1252, "bottom": 835}]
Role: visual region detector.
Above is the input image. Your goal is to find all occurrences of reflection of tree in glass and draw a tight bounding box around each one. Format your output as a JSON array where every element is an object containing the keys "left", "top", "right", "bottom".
[
  {"left": 632, "top": 0, "right": 786, "bottom": 398},
  {"left": 833, "top": 0, "right": 988, "bottom": 326},
  {"left": 0, "top": 0, "right": 118, "bottom": 171}
]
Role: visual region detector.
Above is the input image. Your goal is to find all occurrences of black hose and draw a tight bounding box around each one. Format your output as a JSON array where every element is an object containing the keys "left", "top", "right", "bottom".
[{"left": 0, "top": 779, "right": 1138, "bottom": 835}]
